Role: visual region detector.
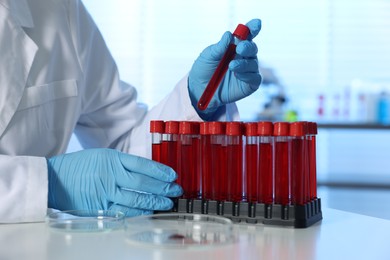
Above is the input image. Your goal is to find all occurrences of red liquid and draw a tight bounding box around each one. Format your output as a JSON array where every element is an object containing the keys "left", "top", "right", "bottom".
[
  {"left": 216, "top": 143, "right": 228, "bottom": 201},
  {"left": 180, "top": 143, "right": 195, "bottom": 198},
  {"left": 168, "top": 141, "right": 178, "bottom": 172},
  {"left": 192, "top": 137, "right": 201, "bottom": 199},
  {"left": 197, "top": 44, "right": 237, "bottom": 111},
  {"left": 310, "top": 136, "right": 317, "bottom": 199},
  {"left": 201, "top": 135, "right": 212, "bottom": 200},
  {"left": 304, "top": 136, "right": 310, "bottom": 203},
  {"left": 152, "top": 143, "right": 161, "bottom": 163},
  {"left": 258, "top": 141, "right": 273, "bottom": 204},
  {"left": 245, "top": 143, "right": 258, "bottom": 202},
  {"left": 274, "top": 140, "right": 290, "bottom": 205},
  {"left": 161, "top": 141, "right": 169, "bottom": 167},
  {"left": 291, "top": 138, "right": 305, "bottom": 205},
  {"left": 210, "top": 142, "right": 220, "bottom": 200},
  {"left": 227, "top": 139, "right": 243, "bottom": 202}
]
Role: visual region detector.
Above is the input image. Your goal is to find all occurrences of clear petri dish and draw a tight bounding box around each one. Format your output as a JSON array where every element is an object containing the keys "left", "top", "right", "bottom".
[
  {"left": 125, "top": 213, "right": 237, "bottom": 249},
  {"left": 46, "top": 210, "right": 125, "bottom": 232}
]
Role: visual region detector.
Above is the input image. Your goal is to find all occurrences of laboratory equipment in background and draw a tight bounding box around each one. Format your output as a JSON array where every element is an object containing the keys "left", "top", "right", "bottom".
[
  {"left": 315, "top": 79, "right": 390, "bottom": 124},
  {"left": 150, "top": 120, "right": 322, "bottom": 228},
  {"left": 255, "top": 65, "right": 289, "bottom": 122}
]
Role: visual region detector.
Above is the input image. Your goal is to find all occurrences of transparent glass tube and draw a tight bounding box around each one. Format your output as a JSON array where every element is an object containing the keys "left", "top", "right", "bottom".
[
  {"left": 150, "top": 120, "right": 164, "bottom": 163},
  {"left": 178, "top": 122, "right": 200, "bottom": 199},
  {"left": 209, "top": 122, "right": 226, "bottom": 201},
  {"left": 309, "top": 122, "right": 318, "bottom": 200},
  {"left": 273, "top": 122, "right": 291, "bottom": 206},
  {"left": 258, "top": 136, "right": 274, "bottom": 204},
  {"left": 244, "top": 123, "right": 258, "bottom": 203},
  {"left": 200, "top": 122, "right": 212, "bottom": 200},
  {"left": 197, "top": 24, "right": 250, "bottom": 111},
  {"left": 162, "top": 121, "right": 179, "bottom": 172},
  {"left": 257, "top": 122, "right": 274, "bottom": 204},
  {"left": 226, "top": 122, "right": 243, "bottom": 202}
]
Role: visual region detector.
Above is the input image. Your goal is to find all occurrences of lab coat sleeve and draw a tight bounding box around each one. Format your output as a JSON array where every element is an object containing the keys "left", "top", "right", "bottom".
[{"left": 0, "top": 155, "right": 48, "bottom": 223}]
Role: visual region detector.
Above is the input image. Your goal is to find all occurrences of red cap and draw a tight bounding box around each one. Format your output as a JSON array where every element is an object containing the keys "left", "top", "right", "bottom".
[
  {"left": 226, "top": 122, "right": 242, "bottom": 136},
  {"left": 244, "top": 122, "right": 257, "bottom": 136},
  {"left": 208, "top": 122, "right": 225, "bottom": 135},
  {"left": 200, "top": 122, "right": 208, "bottom": 135},
  {"left": 179, "top": 121, "right": 193, "bottom": 134},
  {"left": 233, "top": 24, "right": 250, "bottom": 40},
  {"left": 191, "top": 122, "right": 200, "bottom": 135},
  {"left": 150, "top": 120, "right": 164, "bottom": 133},
  {"left": 164, "top": 121, "right": 179, "bottom": 134},
  {"left": 257, "top": 121, "right": 274, "bottom": 136},
  {"left": 179, "top": 121, "right": 200, "bottom": 134},
  {"left": 273, "top": 122, "right": 290, "bottom": 136},
  {"left": 290, "top": 121, "right": 307, "bottom": 137},
  {"left": 309, "top": 122, "right": 318, "bottom": 135}
]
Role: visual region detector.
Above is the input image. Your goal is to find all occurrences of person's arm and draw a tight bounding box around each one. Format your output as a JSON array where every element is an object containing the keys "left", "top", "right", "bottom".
[
  {"left": 0, "top": 155, "right": 47, "bottom": 223},
  {"left": 67, "top": 0, "right": 240, "bottom": 159}
]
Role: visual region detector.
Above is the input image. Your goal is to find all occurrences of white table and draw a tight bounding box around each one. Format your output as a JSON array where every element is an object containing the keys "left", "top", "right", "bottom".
[{"left": 1, "top": 208, "right": 389, "bottom": 260}]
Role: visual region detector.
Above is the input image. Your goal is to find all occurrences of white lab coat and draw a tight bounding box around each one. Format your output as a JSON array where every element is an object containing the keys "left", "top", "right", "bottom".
[{"left": 0, "top": 0, "right": 238, "bottom": 223}]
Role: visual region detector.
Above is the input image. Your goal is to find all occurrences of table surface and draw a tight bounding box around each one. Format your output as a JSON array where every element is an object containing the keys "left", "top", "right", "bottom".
[{"left": 1, "top": 208, "right": 389, "bottom": 260}]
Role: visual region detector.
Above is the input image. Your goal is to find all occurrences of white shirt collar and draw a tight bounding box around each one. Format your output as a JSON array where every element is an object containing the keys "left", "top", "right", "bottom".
[{"left": 0, "top": 0, "right": 34, "bottom": 28}]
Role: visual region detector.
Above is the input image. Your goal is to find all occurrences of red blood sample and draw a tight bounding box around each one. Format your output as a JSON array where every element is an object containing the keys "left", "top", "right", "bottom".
[
  {"left": 200, "top": 122, "right": 212, "bottom": 200},
  {"left": 257, "top": 122, "right": 274, "bottom": 204},
  {"left": 273, "top": 122, "right": 290, "bottom": 206},
  {"left": 162, "top": 121, "right": 179, "bottom": 172},
  {"left": 226, "top": 122, "right": 243, "bottom": 202},
  {"left": 209, "top": 122, "right": 226, "bottom": 201},
  {"left": 150, "top": 120, "right": 164, "bottom": 163},
  {"left": 290, "top": 122, "right": 306, "bottom": 205},
  {"left": 178, "top": 122, "right": 194, "bottom": 198},
  {"left": 191, "top": 122, "right": 201, "bottom": 199},
  {"left": 197, "top": 24, "right": 250, "bottom": 111},
  {"left": 309, "top": 122, "right": 318, "bottom": 199},
  {"left": 244, "top": 123, "right": 258, "bottom": 202}
]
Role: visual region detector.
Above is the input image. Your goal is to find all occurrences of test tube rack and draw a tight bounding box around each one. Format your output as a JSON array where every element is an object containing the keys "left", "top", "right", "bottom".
[
  {"left": 150, "top": 120, "right": 323, "bottom": 228},
  {"left": 171, "top": 198, "right": 322, "bottom": 228}
]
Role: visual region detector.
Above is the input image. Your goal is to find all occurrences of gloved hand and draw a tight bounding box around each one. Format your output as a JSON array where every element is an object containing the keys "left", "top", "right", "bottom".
[
  {"left": 47, "top": 148, "right": 183, "bottom": 216},
  {"left": 188, "top": 19, "right": 262, "bottom": 120}
]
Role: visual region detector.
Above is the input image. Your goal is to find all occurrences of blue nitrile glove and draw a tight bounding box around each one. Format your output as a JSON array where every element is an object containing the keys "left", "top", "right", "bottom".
[
  {"left": 47, "top": 148, "right": 183, "bottom": 216},
  {"left": 188, "top": 19, "right": 262, "bottom": 121}
]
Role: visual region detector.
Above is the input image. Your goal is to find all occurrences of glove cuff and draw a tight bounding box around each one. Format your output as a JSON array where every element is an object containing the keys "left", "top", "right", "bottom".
[{"left": 46, "top": 158, "right": 58, "bottom": 209}]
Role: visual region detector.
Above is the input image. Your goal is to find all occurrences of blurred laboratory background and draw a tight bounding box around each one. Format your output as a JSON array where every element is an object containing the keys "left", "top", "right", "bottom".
[{"left": 71, "top": 0, "right": 390, "bottom": 219}]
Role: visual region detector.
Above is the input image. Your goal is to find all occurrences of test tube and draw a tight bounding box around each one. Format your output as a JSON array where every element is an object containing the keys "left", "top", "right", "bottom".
[
  {"left": 200, "top": 122, "right": 212, "bottom": 200},
  {"left": 177, "top": 121, "right": 195, "bottom": 198},
  {"left": 303, "top": 121, "right": 311, "bottom": 204},
  {"left": 197, "top": 24, "right": 250, "bottom": 111},
  {"left": 244, "top": 122, "right": 258, "bottom": 203},
  {"left": 290, "top": 122, "right": 306, "bottom": 205},
  {"left": 308, "top": 122, "right": 318, "bottom": 200},
  {"left": 257, "top": 121, "right": 274, "bottom": 205},
  {"left": 226, "top": 122, "right": 243, "bottom": 202},
  {"left": 161, "top": 121, "right": 179, "bottom": 172},
  {"left": 273, "top": 122, "right": 290, "bottom": 206},
  {"left": 209, "top": 122, "right": 226, "bottom": 201},
  {"left": 191, "top": 122, "right": 201, "bottom": 199},
  {"left": 150, "top": 120, "right": 164, "bottom": 163}
]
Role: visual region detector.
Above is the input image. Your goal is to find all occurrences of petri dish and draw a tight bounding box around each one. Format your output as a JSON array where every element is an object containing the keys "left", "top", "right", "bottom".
[
  {"left": 46, "top": 210, "right": 125, "bottom": 232},
  {"left": 125, "top": 213, "right": 237, "bottom": 249}
]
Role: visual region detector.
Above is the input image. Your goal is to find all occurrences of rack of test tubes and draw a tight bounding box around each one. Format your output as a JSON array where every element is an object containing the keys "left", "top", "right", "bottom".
[{"left": 150, "top": 120, "right": 322, "bottom": 228}]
